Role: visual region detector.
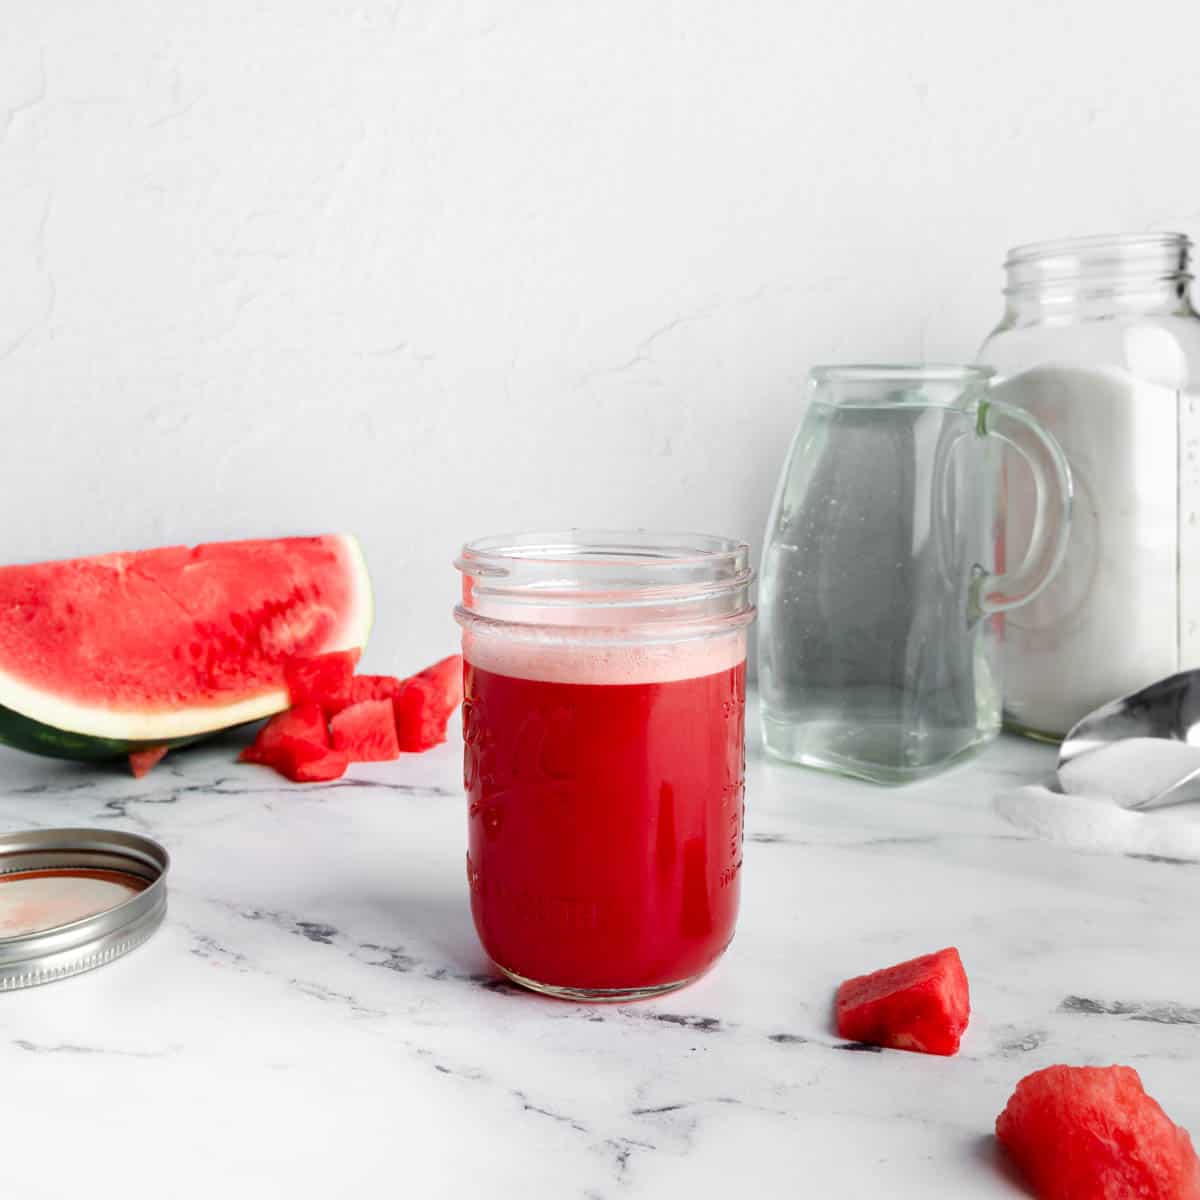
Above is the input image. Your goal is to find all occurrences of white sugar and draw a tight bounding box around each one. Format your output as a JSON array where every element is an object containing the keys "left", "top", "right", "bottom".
[
  {"left": 995, "top": 782, "right": 1200, "bottom": 863},
  {"left": 996, "top": 785, "right": 1142, "bottom": 854},
  {"left": 992, "top": 367, "right": 1187, "bottom": 738},
  {"left": 1058, "top": 738, "right": 1200, "bottom": 809},
  {"left": 996, "top": 736, "right": 1200, "bottom": 861}
]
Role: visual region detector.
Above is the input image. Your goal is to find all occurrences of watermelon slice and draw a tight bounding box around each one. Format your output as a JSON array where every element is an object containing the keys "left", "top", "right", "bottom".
[
  {"left": 997, "top": 1065, "right": 1200, "bottom": 1199},
  {"left": 285, "top": 650, "right": 360, "bottom": 715},
  {"left": 0, "top": 535, "right": 371, "bottom": 759},
  {"left": 330, "top": 699, "right": 401, "bottom": 761},
  {"left": 835, "top": 947, "right": 970, "bottom": 1055},
  {"left": 128, "top": 746, "right": 169, "bottom": 778}
]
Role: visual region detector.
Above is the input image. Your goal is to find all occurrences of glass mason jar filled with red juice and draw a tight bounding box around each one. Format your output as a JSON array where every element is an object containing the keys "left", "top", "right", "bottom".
[{"left": 455, "top": 531, "right": 755, "bottom": 1001}]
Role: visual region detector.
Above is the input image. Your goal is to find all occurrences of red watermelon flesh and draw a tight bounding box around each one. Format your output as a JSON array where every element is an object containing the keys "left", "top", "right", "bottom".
[
  {"left": 342, "top": 656, "right": 462, "bottom": 750},
  {"left": 393, "top": 654, "right": 463, "bottom": 751},
  {"left": 330, "top": 699, "right": 401, "bottom": 761},
  {"left": 240, "top": 704, "right": 347, "bottom": 782},
  {"left": 997, "top": 1065, "right": 1200, "bottom": 1199},
  {"left": 414, "top": 655, "right": 464, "bottom": 712},
  {"left": 128, "top": 746, "right": 169, "bottom": 778},
  {"left": 285, "top": 650, "right": 360, "bottom": 715},
  {"left": 0, "top": 535, "right": 371, "bottom": 745},
  {"left": 393, "top": 678, "right": 451, "bottom": 752},
  {"left": 835, "top": 946, "right": 970, "bottom": 1055},
  {"left": 236, "top": 653, "right": 462, "bottom": 780},
  {"left": 240, "top": 702, "right": 330, "bottom": 764},
  {"left": 347, "top": 675, "right": 405, "bottom": 706},
  {"left": 271, "top": 735, "right": 349, "bottom": 783}
]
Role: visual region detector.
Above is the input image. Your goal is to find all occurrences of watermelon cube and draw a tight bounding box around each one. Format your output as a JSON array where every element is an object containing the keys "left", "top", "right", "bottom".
[
  {"left": 392, "top": 677, "right": 452, "bottom": 751},
  {"left": 271, "top": 735, "right": 349, "bottom": 783},
  {"left": 240, "top": 702, "right": 330, "bottom": 764},
  {"left": 391, "top": 654, "right": 463, "bottom": 751},
  {"left": 128, "top": 746, "right": 169, "bottom": 778},
  {"left": 239, "top": 702, "right": 345, "bottom": 781},
  {"left": 835, "top": 946, "right": 970, "bottom": 1056},
  {"left": 414, "top": 654, "right": 464, "bottom": 711},
  {"left": 284, "top": 650, "right": 360, "bottom": 715},
  {"left": 997, "top": 1065, "right": 1200, "bottom": 1199},
  {"left": 330, "top": 699, "right": 401, "bottom": 762}
]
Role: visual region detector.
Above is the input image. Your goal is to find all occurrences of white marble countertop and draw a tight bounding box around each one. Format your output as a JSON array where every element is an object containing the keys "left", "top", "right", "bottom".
[{"left": 0, "top": 707, "right": 1196, "bottom": 1199}]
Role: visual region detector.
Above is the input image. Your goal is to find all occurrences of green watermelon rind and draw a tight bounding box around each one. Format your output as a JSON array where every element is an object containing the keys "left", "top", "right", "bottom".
[
  {"left": 0, "top": 534, "right": 373, "bottom": 761},
  {"left": 0, "top": 706, "right": 212, "bottom": 761}
]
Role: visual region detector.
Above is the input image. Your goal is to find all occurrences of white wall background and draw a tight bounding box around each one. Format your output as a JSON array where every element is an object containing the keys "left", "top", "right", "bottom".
[{"left": 2, "top": 0, "right": 1198, "bottom": 674}]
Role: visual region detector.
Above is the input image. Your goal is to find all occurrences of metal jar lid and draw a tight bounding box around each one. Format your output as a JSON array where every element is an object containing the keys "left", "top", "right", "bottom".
[{"left": 0, "top": 828, "right": 168, "bottom": 991}]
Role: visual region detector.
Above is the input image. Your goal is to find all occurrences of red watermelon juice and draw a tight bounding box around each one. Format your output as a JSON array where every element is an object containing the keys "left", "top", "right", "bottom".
[{"left": 462, "top": 634, "right": 747, "bottom": 998}]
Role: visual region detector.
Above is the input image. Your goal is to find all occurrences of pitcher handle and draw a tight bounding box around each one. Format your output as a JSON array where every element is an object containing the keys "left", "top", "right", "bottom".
[{"left": 974, "top": 397, "right": 1073, "bottom": 615}]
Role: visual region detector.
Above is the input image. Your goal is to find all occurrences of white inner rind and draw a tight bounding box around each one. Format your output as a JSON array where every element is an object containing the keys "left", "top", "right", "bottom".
[
  {"left": 0, "top": 535, "right": 374, "bottom": 742},
  {"left": 462, "top": 627, "right": 746, "bottom": 685}
]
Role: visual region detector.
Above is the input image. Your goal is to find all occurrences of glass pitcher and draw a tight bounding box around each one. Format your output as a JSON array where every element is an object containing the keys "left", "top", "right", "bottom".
[{"left": 758, "top": 365, "right": 1073, "bottom": 783}]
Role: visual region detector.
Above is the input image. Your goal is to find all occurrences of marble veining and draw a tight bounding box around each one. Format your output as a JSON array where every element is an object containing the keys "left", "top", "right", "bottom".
[
  {"left": 1059, "top": 996, "right": 1200, "bottom": 1024},
  {"left": 0, "top": 711, "right": 1196, "bottom": 1199}
]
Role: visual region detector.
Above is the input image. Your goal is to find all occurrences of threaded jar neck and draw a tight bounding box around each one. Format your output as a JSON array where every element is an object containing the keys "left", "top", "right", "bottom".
[
  {"left": 1002, "top": 233, "right": 1194, "bottom": 322},
  {"left": 455, "top": 531, "right": 755, "bottom": 642}
]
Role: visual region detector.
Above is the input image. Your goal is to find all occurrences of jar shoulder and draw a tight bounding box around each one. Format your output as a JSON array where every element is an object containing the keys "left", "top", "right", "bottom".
[{"left": 981, "top": 313, "right": 1200, "bottom": 389}]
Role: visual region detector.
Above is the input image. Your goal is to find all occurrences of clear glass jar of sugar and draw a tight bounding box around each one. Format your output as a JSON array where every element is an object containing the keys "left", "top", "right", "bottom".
[{"left": 980, "top": 233, "right": 1200, "bottom": 740}]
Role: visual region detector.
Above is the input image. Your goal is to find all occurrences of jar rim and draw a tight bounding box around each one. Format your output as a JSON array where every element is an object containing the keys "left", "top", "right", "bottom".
[
  {"left": 810, "top": 363, "right": 993, "bottom": 385},
  {"left": 1004, "top": 231, "right": 1190, "bottom": 267},
  {"left": 457, "top": 530, "right": 750, "bottom": 577}
]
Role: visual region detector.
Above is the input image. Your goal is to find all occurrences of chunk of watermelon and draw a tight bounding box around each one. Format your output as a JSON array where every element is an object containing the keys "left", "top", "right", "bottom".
[
  {"left": 393, "top": 678, "right": 452, "bottom": 752},
  {"left": 270, "top": 735, "right": 349, "bottom": 783},
  {"left": 238, "top": 653, "right": 462, "bottom": 778},
  {"left": 128, "top": 746, "right": 169, "bottom": 778},
  {"left": 342, "top": 656, "right": 463, "bottom": 751},
  {"left": 414, "top": 655, "right": 464, "bottom": 711},
  {"left": 285, "top": 650, "right": 360, "bottom": 715},
  {"left": 997, "top": 1065, "right": 1200, "bottom": 1199},
  {"left": 835, "top": 946, "right": 970, "bottom": 1055},
  {"left": 330, "top": 699, "right": 401, "bottom": 762},
  {"left": 240, "top": 702, "right": 330, "bottom": 763},
  {"left": 239, "top": 703, "right": 347, "bottom": 781},
  {"left": 392, "top": 654, "right": 463, "bottom": 751}
]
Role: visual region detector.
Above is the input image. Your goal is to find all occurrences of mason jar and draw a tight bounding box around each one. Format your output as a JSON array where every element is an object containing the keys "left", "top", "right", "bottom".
[
  {"left": 454, "top": 531, "right": 754, "bottom": 1001},
  {"left": 980, "top": 233, "right": 1200, "bottom": 739}
]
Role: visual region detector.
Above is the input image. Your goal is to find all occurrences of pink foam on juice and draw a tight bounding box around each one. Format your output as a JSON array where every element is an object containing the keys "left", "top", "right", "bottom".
[{"left": 461, "top": 627, "right": 746, "bottom": 684}]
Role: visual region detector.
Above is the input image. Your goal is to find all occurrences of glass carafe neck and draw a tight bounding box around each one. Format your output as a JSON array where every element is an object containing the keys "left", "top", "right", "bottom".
[{"left": 1002, "top": 233, "right": 1195, "bottom": 325}]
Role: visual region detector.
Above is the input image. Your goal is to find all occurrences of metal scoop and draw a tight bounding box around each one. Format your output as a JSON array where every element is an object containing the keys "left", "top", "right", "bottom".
[{"left": 1056, "top": 670, "right": 1200, "bottom": 811}]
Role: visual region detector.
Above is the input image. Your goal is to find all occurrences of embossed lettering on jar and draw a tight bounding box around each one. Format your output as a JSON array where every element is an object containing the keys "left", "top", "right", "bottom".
[{"left": 455, "top": 532, "right": 755, "bottom": 1002}]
